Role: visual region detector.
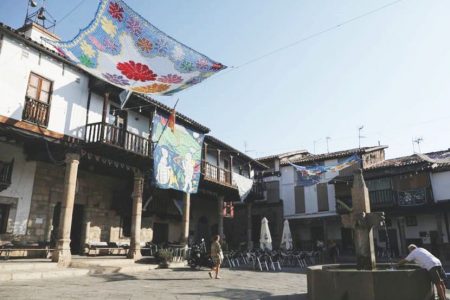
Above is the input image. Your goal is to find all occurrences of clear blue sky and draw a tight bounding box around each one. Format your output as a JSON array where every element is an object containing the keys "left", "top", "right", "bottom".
[{"left": 1, "top": 0, "right": 450, "bottom": 159}]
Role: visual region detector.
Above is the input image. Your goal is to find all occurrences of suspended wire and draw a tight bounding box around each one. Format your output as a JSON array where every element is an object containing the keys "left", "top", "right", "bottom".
[
  {"left": 211, "top": 0, "right": 405, "bottom": 79},
  {"left": 54, "top": 0, "right": 89, "bottom": 26}
]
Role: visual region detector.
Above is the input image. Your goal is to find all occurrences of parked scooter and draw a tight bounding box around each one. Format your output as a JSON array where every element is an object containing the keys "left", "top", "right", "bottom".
[{"left": 188, "top": 238, "right": 213, "bottom": 269}]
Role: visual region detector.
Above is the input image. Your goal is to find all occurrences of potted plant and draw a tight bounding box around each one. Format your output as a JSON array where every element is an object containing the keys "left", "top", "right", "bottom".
[{"left": 156, "top": 249, "right": 173, "bottom": 268}]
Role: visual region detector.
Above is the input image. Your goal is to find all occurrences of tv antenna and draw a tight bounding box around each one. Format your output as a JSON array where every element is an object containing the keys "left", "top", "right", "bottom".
[
  {"left": 326, "top": 136, "right": 331, "bottom": 153},
  {"left": 358, "top": 126, "right": 365, "bottom": 149},
  {"left": 412, "top": 137, "right": 423, "bottom": 153}
]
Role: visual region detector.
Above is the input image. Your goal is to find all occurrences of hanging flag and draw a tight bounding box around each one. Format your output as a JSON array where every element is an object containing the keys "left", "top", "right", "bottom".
[
  {"left": 119, "top": 90, "right": 132, "bottom": 109},
  {"left": 289, "top": 154, "right": 361, "bottom": 186},
  {"left": 168, "top": 109, "right": 176, "bottom": 133},
  {"left": 232, "top": 172, "right": 254, "bottom": 201},
  {"left": 44, "top": 0, "right": 226, "bottom": 96},
  {"left": 152, "top": 112, "right": 204, "bottom": 193}
]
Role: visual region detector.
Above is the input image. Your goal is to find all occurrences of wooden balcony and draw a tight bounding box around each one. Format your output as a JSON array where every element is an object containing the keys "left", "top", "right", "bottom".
[
  {"left": 0, "top": 159, "right": 14, "bottom": 192},
  {"left": 85, "top": 122, "right": 151, "bottom": 157},
  {"left": 247, "top": 179, "right": 265, "bottom": 201},
  {"left": 22, "top": 97, "right": 50, "bottom": 127},
  {"left": 202, "top": 161, "right": 235, "bottom": 188},
  {"left": 369, "top": 189, "right": 396, "bottom": 208}
]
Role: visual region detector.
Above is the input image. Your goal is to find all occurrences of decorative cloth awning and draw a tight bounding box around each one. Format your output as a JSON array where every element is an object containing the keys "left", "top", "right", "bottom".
[
  {"left": 289, "top": 154, "right": 360, "bottom": 186},
  {"left": 46, "top": 0, "right": 226, "bottom": 96}
]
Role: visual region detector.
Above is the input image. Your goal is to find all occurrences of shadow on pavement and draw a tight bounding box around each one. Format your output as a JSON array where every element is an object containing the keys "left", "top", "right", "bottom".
[
  {"left": 180, "top": 287, "right": 272, "bottom": 299},
  {"left": 262, "top": 294, "right": 308, "bottom": 300}
]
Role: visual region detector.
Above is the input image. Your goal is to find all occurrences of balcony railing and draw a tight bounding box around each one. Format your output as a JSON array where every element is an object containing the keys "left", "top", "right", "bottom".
[
  {"left": 369, "top": 189, "right": 396, "bottom": 208},
  {"left": 202, "top": 161, "right": 233, "bottom": 187},
  {"left": 85, "top": 122, "right": 151, "bottom": 157},
  {"left": 0, "top": 159, "right": 14, "bottom": 192},
  {"left": 249, "top": 179, "right": 265, "bottom": 200},
  {"left": 22, "top": 97, "right": 50, "bottom": 127}
]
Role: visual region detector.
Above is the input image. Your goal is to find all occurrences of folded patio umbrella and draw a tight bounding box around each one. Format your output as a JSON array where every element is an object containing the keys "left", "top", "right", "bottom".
[
  {"left": 260, "top": 217, "right": 272, "bottom": 251},
  {"left": 280, "top": 219, "right": 293, "bottom": 250}
]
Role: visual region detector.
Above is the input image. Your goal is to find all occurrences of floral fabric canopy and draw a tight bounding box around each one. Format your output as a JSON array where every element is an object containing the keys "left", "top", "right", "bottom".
[{"left": 46, "top": 0, "right": 226, "bottom": 96}]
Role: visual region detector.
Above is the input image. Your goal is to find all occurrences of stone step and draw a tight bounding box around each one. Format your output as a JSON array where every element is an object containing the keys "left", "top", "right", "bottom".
[
  {"left": 0, "top": 267, "right": 89, "bottom": 281},
  {"left": 0, "top": 262, "right": 58, "bottom": 271}
]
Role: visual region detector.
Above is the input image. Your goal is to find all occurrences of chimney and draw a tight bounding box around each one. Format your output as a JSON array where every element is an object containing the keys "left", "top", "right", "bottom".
[{"left": 17, "top": 22, "right": 59, "bottom": 44}]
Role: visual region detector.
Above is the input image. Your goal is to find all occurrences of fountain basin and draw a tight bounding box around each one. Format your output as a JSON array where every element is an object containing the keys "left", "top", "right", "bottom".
[{"left": 307, "top": 264, "right": 434, "bottom": 300}]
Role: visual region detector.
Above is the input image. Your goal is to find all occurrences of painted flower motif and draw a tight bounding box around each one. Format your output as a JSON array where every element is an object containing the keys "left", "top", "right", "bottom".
[
  {"left": 79, "top": 55, "right": 94, "bottom": 68},
  {"left": 172, "top": 45, "right": 185, "bottom": 61},
  {"left": 196, "top": 58, "right": 210, "bottom": 70},
  {"left": 116, "top": 61, "right": 157, "bottom": 81},
  {"left": 132, "top": 83, "right": 170, "bottom": 94},
  {"left": 154, "top": 38, "right": 169, "bottom": 55},
  {"left": 180, "top": 60, "right": 194, "bottom": 73},
  {"left": 136, "top": 38, "right": 152, "bottom": 53},
  {"left": 104, "top": 38, "right": 118, "bottom": 52},
  {"left": 80, "top": 40, "right": 96, "bottom": 58},
  {"left": 88, "top": 35, "right": 105, "bottom": 51},
  {"left": 101, "top": 17, "right": 117, "bottom": 37},
  {"left": 108, "top": 2, "right": 124, "bottom": 21},
  {"left": 102, "top": 73, "right": 130, "bottom": 86},
  {"left": 126, "top": 17, "right": 142, "bottom": 36},
  {"left": 185, "top": 76, "right": 203, "bottom": 85},
  {"left": 158, "top": 74, "right": 183, "bottom": 84},
  {"left": 200, "top": 71, "right": 215, "bottom": 78},
  {"left": 211, "top": 63, "right": 224, "bottom": 70}
]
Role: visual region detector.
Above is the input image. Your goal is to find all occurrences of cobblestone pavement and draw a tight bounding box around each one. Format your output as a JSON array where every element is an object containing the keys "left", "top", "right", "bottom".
[{"left": 0, "top": 268, "right": 308, "bottom": 300}]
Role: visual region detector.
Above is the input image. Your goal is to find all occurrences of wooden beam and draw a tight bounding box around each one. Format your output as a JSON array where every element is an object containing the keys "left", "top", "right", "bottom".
[{"left": 0, "top": 115, "right": 63, "bottom": 139}]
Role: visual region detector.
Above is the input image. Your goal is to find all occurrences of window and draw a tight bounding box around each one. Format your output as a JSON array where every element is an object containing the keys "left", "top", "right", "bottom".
[
  {"left": 23, "top": 73, "right": 52, "bottom": 126},
  {"left": 317, "top": 183, "right": 329, "bottom": 211},
  {"left": 266, "top": 181, "right": 280, "bottom": 203},
  {"left": 295, "top": 186, "right": 305, "bottom": 213},
  {"left": 223, "top": 158, "right": 230, "bottom": 170},
  {"left": 0, "top": 204, "right": 10, "bottom": 234},
  {"left": 26, "top": 73, "right": 52, "bottom": 103},
  {"left": 405, "top": 216, "right": 418, "bottom": 227}
]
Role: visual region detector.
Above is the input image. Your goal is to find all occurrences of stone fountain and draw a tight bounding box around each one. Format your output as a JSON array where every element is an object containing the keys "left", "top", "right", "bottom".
[{"left": 307, "top": 169, "right": 434, "bottom": 300}]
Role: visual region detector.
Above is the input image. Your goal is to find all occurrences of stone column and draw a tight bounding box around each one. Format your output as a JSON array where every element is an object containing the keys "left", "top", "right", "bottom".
[
  {"left": 180, "top": 192, "right": 191, "bottom": 245},
  {"left": 127, "top": 170, "right": 144, "bottom": 260},
  {"left": 247, "top": 202, "right": 253, "bottom": 250},
  {"left": 52, "top": 153, "right": 80, "bottom": 266},
  {"left": 218, "top": 196, "right": 225, "bottom": 238},
  {"left": 351, "top": 169, "right": 376, "bottom": 270}
]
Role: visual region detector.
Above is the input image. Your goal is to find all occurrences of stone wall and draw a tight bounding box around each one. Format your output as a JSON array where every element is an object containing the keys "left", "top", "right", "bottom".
[{"left": 24, "top": 162, "right": 156, "bottom": 248}]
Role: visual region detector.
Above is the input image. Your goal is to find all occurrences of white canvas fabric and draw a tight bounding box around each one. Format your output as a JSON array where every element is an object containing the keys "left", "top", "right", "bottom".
[
  {"left": 405, "top": 247, "right": 441, "bottom": 270},
  {"left": 232, "top": 172, "right": 254, "bottom": 201},
  {"left": 280, "top": 219, "right": 293, "bottom": 250},
  {"left": 260, "top": 217, "right": 273, "bottom": 251}
]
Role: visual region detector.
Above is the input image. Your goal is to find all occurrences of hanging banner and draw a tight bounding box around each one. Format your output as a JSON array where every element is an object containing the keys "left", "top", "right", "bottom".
[
  {"left": 289, "top": 154, "right": 360, "bottom": 186},
  {"left": 45, "top": 0, "right": 226, "bottom": 96},
  {"left": 232, "top": 172, "right": 254, "bottom": 201},
  {"left": 152, "top": 112, "right": 204, "bottom": 193}
]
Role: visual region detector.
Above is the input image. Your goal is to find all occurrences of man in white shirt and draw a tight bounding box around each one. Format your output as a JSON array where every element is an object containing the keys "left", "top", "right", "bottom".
[{"left": 398, "top": 244, "right": 447, "bottom": 300}]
